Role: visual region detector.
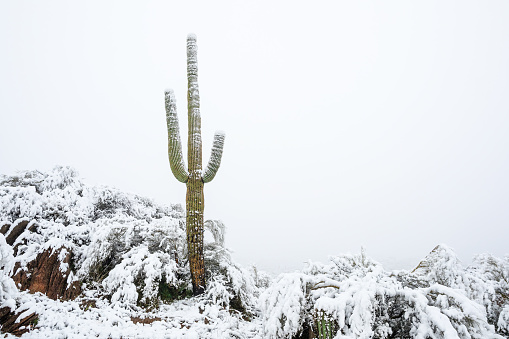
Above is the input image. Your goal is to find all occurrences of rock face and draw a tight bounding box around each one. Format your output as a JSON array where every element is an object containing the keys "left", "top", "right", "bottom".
[
  {"left": 12, "top": 246, "right": 81, "bottom": 300},
  {"left": 1, "top": 219, "right": 82, "bottom": 302},
  {"left": 0, "top": 221, "right": 81, "bottom": 336},
  {"left": 0, "top": 307, "right": 38, "bottom": 336}
]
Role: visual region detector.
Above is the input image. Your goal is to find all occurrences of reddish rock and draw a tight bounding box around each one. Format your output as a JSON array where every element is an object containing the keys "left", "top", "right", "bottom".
[
  {"left": 0, "top": 306, "right": 38, "bottom": 337},
  {"left": 12, "top": 246, "right": 81, "bottom": 300},
  {"left": 5, "top": 220, "right": 30, "bottom": 246},
  {"left": 131, "top": 316, "right": 162, "bottom": 324}
]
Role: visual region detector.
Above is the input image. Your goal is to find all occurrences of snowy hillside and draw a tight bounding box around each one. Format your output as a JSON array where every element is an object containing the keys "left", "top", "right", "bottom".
[{"left": 0, "top": 167, "right": 508, "bottom": 338}]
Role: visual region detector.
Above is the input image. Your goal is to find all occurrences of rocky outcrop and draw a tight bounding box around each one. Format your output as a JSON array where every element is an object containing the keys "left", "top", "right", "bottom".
[
  {"left": 0, "top": 306, "right": 38, "bottom": 337},
  {"left": 12, "top": 246, "right": 81, "bottom": 300},
  {"left": 0, "top": 241, "right": 81, "bottom": 336},
  {"left": 1, "top": 219, "right": 82, "bottom": 301}
]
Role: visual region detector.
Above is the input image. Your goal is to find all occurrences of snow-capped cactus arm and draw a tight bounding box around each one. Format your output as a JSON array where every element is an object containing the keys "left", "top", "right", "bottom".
[
  {"left": 203, "top": 131, "right": 225, "bottom": 183},
  {"left": 165, "top": 89, "right": 189, "bottom": 183}
]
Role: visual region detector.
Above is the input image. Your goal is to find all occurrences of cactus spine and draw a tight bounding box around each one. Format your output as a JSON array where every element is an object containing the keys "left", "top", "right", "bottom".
[{"left": 165, "top": 34, "right": 225, "bottom": 296}]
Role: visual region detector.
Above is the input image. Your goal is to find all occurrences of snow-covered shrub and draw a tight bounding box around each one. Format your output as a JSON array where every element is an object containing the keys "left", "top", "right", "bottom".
[
  {"left": 261, "top": 247, "right": 505, "bottom": 339},
  {"left": 102, "top": 246, "right": 178, "bottom": 306},
  {"left": 250, "top": 265, "right": 272, "bottom": 291},
  {"left": 0, "top": 167, "right": 89, "bottom": 226},
  {"left": 81, "top": 218, "right": 189, "bottom": 307},
  {"left": 410, "top": 245, "right": 509, "bottom": 337},
  {"left": 203, "top": 220, "right": 258, "bottom": 315},
  {"left": 259, "top": 272, "right": 310, "bottom": 338},
  {"left": 412, "top": 244, "right": 469, "bottom": 289},
  {"left": 260, "top": 251, "right": 391, "bottom": 338},
  {"left": 0, "top": 233, "right": 17, "bottom": 310},
  {"left": 0, "top": 166, "right": 264, "bottom": 315},
  {"left": 498, "top": 305, "right": 509, "bottom": 335},
  {"left": 0, "top": 167, "right": 188, "bottom": 307},
  {"left": 467, "top": 253, "right": 509, "bottom": 336}
]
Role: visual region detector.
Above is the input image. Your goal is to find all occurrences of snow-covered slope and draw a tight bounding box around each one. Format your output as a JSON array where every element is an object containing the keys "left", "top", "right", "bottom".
[
  {"left": 0, "top": 166, "right": 266, "bottom": 338},
  {"left": 0, "top": 167, "right": 508, "bottom": 338}
]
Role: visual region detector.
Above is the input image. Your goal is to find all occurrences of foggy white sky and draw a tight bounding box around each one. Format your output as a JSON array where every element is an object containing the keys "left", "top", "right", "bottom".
[{"left": 1, "top": 1, "right": 508, "bottom": 274}]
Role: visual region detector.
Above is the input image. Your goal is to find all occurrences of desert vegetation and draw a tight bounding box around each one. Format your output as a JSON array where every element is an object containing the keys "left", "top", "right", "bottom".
[{"left": 0, "top": 167, "right": 508, "bottom": 338}]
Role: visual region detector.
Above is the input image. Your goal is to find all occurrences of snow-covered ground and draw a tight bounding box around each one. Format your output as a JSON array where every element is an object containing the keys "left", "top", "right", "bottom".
[{"left": 0, "top": 167, "right": 508, "bottom": 338}]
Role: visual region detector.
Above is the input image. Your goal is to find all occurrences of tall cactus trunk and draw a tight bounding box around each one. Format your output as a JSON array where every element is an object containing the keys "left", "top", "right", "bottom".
[
  {"left": 164, "top": 34, "right": 225, "bottom": 296},
  {"left": 186, "top": 178, "right": 205, "bottom": 295},
  {"left": 186, "top": 34, "right": 205, "bottom": 295}
]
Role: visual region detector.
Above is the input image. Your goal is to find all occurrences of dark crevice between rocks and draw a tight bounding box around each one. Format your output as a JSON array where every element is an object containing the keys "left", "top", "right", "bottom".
[{"left": 5, "top": 220, "right": 30, "bottom": 246}]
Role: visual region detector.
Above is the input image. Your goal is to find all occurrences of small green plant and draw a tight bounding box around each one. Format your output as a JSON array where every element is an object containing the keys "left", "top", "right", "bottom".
[
  {"left": 314, "top": 311, "right": 336, "bottom": 339},
  {"left": 29, "top": 316, "right": 39, "bottom": 329},
  {"left": 158, "top": 280, "right": 192, "bottom": 302}
]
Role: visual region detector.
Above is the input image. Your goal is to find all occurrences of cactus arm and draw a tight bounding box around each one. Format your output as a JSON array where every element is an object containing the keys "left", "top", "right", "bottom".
[
  {"left": 165, "top": 89, "right": 189, "bottom": 183},
  {"left": 202, "top": 131, "right": 225, "bottom": 183}
]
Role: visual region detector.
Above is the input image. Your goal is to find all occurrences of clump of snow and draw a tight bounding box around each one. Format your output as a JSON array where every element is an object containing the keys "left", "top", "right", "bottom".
[
  {"left": 498, "top": 305, "right": 509, "bottom": 334},
  {"left": 412, "top": 244, "right": 467, "bottom": 288},
  {"left": 467, "top": 253, "right": 509, "bottom": 337},
  {"left": 259, "top": 272, "right": 309, "bottom": 338},
  {"left": 0, "top": 233, "right": 17, "bottom": 311},
  {"left": 205, "top": 220, "right": 225, "bottom": 247}
]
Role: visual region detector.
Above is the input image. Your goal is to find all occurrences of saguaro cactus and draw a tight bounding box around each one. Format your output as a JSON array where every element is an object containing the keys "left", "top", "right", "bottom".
[{"left": 164, "top": 34, "right": 225, "bottom": 296}]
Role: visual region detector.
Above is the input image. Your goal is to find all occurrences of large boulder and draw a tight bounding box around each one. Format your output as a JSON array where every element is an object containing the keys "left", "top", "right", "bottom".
[{"left": 12, "top": 246, "right": 81, "bottom": 300}]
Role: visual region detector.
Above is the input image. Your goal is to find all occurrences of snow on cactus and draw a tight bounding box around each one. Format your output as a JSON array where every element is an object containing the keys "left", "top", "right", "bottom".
[{"left": 164, "top": 34, "right": 226, "bottom": 296}]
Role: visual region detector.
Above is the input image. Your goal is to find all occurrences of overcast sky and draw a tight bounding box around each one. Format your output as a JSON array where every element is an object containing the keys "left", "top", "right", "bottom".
[{"left": 1, "top": 1, "right": 508, "bottom": 274}]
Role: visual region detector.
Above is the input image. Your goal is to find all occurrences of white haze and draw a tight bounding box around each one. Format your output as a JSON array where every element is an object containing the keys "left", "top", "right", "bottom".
[{"left": 1, "top": 1, "right": 508, "bottom": 274}]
